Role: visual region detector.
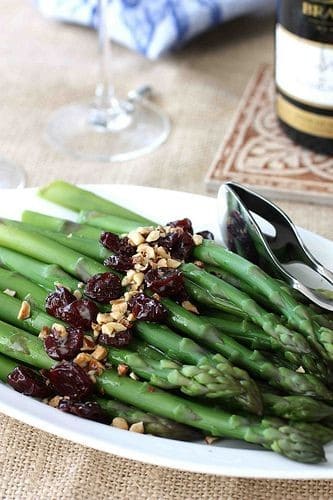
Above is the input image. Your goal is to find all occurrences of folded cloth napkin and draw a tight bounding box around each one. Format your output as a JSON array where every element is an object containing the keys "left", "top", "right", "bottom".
[{"left": 37, "top": 0, "right": 275, "bottom": 59}]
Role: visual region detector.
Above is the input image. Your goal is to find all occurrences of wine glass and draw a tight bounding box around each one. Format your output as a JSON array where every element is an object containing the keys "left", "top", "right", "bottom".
[
  {"left": 46, "top": 0, "right": 171, "bottom": 162},
  {"left": 0, "top": 158, "right": 25, "bottom": 189}
]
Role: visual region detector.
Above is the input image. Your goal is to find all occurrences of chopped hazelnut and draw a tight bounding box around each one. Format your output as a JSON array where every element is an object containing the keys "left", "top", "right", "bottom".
[
  {"left": 112, "top": 417, "right": 129, "bottom": 430},
  {"left": 81, "top": 335, "right": 96, "bottom": 352},
  {"left": 156, "top": 246, "right": 169, "bottom": 259},
  {"left": 132, "top": 272, "right": 144, "bottom": 288},
  {"left": 167, "top": 258, "right": 181, "bottom": 269},
  {"left": 97, "top": 312, "right": 112, "bottom": 324},
  {"left": 88, "top": 358, "right": 105, "bottom": 375},
  {"left": 117, "top": 364, "right": 129, "bottom": 376},
  {"left": 38, "top": 326, "right": 50, "bottom": 340},
  {"left": 146, "top": 229, "right": 160, "bottom": 242},
  {"left": 48, "top": 395, "right": 63, "bottom": 408},
  {"left": 101, "top": 323, "right": 116, "bottom": 336},
  {"left": 113, "top": 322, "right": 128, "bottom": 332},
  {"left": 193, "top": 234, "right": 204, "bottom": 246},
  {"left": 74, "top": 352, "right": 91, "bottom": 368},
  {"left": 194, "top": 260, "right": 204, "bottom": 268},
  {"left": 111, "top": 301, "right": 127, "bottom": 315},
  {"left": 129, "top": 422, "right": 144, "bottom": 434},
  {"left": 52, "top": 323, "right": 68, "bottom": 338},
  {"left": 91, "top": 345, "right": 108, "bottom": 361},
  {"left": 205, "top": 436, "right": 219, "bottom": 445},
  {"left": 17, "top": 300, "right": 31, "bottom": 320},
  {"left": 182, "top": 300, "right": 199, "bottom": 314},
  {"left": 128, "top": 231, "right": 145, "bottom": 246}
]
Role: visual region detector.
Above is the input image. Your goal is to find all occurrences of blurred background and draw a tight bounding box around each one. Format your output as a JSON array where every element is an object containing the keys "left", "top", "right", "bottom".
[{"left": 1, "top": 0, "right": 274, "bottom": 192}]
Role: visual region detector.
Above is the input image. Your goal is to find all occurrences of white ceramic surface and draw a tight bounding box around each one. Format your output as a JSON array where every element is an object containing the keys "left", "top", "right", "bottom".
[{"left": 0, "top": 184, "right": 332, "bottom": 479}]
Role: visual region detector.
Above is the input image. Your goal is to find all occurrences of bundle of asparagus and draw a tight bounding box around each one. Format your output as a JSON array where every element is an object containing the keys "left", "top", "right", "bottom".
[{"left": 0, "top": 180, "right": 332, "bottom": 464}]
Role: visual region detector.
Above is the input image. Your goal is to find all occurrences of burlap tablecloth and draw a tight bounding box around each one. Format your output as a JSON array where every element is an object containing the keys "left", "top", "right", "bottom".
[{"left": 1, "top": 2, "right": 333, "bottom": 498}]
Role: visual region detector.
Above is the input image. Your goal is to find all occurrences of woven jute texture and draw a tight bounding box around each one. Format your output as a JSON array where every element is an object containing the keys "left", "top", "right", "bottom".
[{"left": 1, "top": 1, "right": 333, "bottom": 498}]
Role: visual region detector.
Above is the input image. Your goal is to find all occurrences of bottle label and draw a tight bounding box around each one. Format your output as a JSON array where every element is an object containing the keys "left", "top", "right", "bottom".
[
  {"left": 276, "top": 23, "right": 333, "bottom": 108},
  {"left": 277, "top": 94, "right": 333, "bottom": 138}
]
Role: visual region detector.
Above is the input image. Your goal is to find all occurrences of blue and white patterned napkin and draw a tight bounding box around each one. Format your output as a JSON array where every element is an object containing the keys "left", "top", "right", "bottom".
[{"left": 37, "top": 0, "right": 274, "bottom": 59}]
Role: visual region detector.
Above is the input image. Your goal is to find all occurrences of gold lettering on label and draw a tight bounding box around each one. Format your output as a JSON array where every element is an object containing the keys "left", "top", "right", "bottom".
[
  {"left": 302, "top": 2, "right": 324, "bottom": 16},
  {"left": 302, "top": 1, "right": 333, "bottom": 19}
]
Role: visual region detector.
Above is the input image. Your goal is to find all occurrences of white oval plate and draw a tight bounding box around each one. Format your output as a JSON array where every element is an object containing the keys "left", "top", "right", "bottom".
[{"left": 0, "top": 184, "right": 333, "bottom": 479}]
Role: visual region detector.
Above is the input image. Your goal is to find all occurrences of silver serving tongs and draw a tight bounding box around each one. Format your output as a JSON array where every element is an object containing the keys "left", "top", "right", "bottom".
[{"left": 218, "top": 181, "right": 333, "bottom": 311}]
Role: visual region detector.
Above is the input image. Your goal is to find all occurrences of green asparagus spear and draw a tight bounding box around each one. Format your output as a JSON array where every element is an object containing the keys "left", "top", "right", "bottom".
[
  {"left": 38, "top": 180, "right": 154, "bottom": 225},
  {"left": 181, "top": 263, "right": 314, "bottom": 357},
  {"left": 107, "top": 337, "right": 262, "bottom": 414},
  {"left": 0, "top": 247, "right": 79, "bottom": 292},
  {"left": 262, "top": 390, "right": 333, "bottom": 422},
  {"left": 0, "top": 291, "right": 62, "bottom": 335},
  {"left": 205, "top": 264, "right": 274, "bottom": 309},
  {"left": 184, "top": 279, "right": 245, "bottom": 317},
  {"left": 0, "top": 352, "right": 18, "bottom": 380},
  {"left": 291, "top": 422, "right": 333, "bottom": 445},
  {"left": 0, "top": 268, "right": 48, "bottom": 307},
  {"left": 0, "top": 222, "right": 104, "bottom": 281},
  {"left": 0, "top": 320, "right": 54, "bottom": 369},
  {"left": 203, "top": 312, "right": 326, "bottom": 378},
  {"left": 94, "top": 397, "right": 202, "bottom": 441},
  {"left": 203, "top": 312, "right": 282, "bottom": 351},
  {"left": 161, "top": 297, "right": 333, "bottom": 401},
  {"left": 1, "top": 218, "right": 111, "bottom": 263},
  {"left": 96, "top": 371, "right": 325, "bottom": 463},
  {"left": 193, "top": 241, "right": 331, "bottom": 358},
  {"left": 21, "top": 211, "right": 102, "bottom": 240},
  {"left": 0, "top": 318, "right": 323, "bottom": 463},
  {"left": 78, "top": 210, "right": 143, "bottom": 234}
]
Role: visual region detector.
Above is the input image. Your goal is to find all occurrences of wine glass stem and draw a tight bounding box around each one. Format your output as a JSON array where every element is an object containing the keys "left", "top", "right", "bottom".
[{"left": 95, "top": 0, "right": 117, "bottom": 110}]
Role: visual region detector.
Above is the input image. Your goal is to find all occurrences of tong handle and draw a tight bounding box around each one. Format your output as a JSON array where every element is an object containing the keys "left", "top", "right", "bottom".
[{"left": 227, "top": 183, "right": 333, "bottom": 288}]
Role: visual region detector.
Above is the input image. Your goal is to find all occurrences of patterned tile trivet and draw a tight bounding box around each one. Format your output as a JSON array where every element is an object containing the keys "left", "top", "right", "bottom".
[{"left": 205, "top": 64, "right": 333, "bottom": 205}]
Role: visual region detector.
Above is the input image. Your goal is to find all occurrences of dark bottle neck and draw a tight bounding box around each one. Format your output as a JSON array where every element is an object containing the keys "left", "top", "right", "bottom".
[{"left": 277, "top": 0, "right": 333, "bottom": 44}]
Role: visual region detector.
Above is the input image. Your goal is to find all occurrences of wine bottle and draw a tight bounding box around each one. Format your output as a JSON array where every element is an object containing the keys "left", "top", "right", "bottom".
[{"left": 275, "top": 0, "right": 333, "bottom": 154}]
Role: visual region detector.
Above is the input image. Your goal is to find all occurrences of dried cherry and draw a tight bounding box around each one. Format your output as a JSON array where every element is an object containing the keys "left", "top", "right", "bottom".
[
  {"left": 45, "top": 286, "right": 76, "bottom": 319},
  {"left": 100, "top": 231, "right": 120, "bottom": 252},
  {"left": 85, "top": 272, "right": 123, "bottom": 303},
  {"left": 58, "top": 399, "right": 108, "bottom": 423},
  {"left": 167, "top": 218, "right": 193, "bottom": 234},
  {"left": 98, "top": 329, "right": 133, "bottom": 348},
  {"left": 104, "top": 254, "right": 133, "bottom": 271},
  {"left": 100, "top": 232, "right": 135, "bottom": 256},
  {"left": 158, "top": 229, "right": 194, "bottom": 261},
  {"left": 47, "top": 361, "right": 94, "bottom": 399},
  {"left": 44, "top": 326, "right": 84, "bottom": 361},
  {"left": 62, "top": 299, "right": 99, "bottom": 330},
  {"left": 7, "top": 365, "right": 52, "bottom": 398},
  {"left": 144, "top": 268, "right": 184, "bottom": 297},
  {"left": 127, "top": 293, "right": 167, "bottom": 322}
]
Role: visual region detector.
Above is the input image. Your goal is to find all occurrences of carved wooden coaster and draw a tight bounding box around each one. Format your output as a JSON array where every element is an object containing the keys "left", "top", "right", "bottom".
[{"left": 206, "top": 64, "right": 333, "bottom": 204}]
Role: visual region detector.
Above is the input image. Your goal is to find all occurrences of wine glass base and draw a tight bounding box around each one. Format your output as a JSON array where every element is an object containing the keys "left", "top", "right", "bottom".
[
  {"left": 0, "top": 159, "right": 26, "bottom": 188},
  {"left": 46, "top": 100, "right": 171, "bottom": 162}
]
